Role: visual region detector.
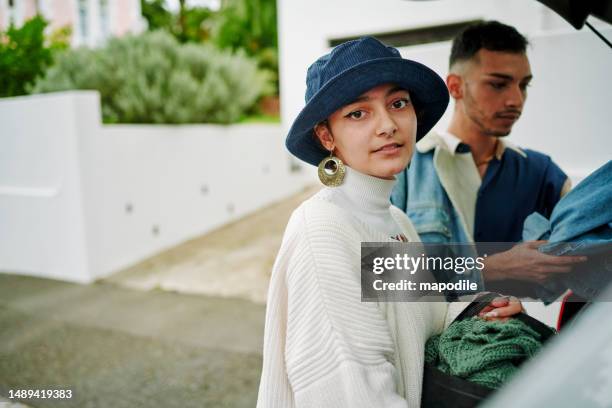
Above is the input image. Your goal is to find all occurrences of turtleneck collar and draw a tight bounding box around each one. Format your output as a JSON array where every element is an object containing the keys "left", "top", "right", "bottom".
[
  {"left": 334, "top": 166, "right": 396, "bottom": 212},
  {"left": 315, "top": 165, "right": 404, "bottom": 238}
]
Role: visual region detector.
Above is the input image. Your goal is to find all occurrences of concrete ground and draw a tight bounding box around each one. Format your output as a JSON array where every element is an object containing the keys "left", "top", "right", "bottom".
[
  {"left": 105, "top": 185, "right": 320, "bottom": 304},
  {"left": 0, "top": 185, "right": 319, "bottom": 408},
  {"left": 0, "top": 275, "right": 263, "bottom": 408}
]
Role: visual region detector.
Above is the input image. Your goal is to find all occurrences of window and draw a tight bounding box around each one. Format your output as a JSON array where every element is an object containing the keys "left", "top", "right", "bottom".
[
  {"left": 78, "top": 0, "right": 89, "bottom": 42},
  {"left": 99, "top": 0, "right": 109, "bottom": 40},
  {"left": 7, "top": 0, "right": 20, "bottom": 26}
]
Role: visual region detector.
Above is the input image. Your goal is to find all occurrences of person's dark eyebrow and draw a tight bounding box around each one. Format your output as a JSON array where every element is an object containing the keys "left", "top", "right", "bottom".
[
  {"left": 485, "top": 73, "right": 514, "bottom": 80},
  {"left": 486, "top": 73, "right": 534, "bottom": 82}
]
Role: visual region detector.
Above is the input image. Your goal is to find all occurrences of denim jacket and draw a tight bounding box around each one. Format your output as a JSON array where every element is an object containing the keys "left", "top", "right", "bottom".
[
  {"left": 392, "top": 131, "right": 567, "bottom": 294},
  {"left": 391, "top": 132, "right": 482, "bottom": 291},
  {"left": 391, "top": 132, "right": 474, "bottom": 245},
  {"left": 523, "top": 160, "right": 612, "bottom": 302}
]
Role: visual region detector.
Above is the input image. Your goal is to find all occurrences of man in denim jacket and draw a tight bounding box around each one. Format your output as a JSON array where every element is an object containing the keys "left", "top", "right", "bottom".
[{"left": 391, "top": 21, "right": 585, "bottom": 292}]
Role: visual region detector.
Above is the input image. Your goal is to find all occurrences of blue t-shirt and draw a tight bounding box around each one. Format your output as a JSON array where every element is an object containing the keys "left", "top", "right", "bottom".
[{"left": 472, "top": 145, "right": 567, "bottom": 243}]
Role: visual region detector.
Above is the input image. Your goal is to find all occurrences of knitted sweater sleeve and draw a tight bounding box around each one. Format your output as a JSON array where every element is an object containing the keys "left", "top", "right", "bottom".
[{"left": 258, "top": 201, "right": 411, "bottom": 407}]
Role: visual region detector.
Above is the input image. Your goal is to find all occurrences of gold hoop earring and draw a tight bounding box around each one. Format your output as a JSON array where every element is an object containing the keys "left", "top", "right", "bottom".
[{"left": 318, "top": 149, "right": 345, "bottom": 187}]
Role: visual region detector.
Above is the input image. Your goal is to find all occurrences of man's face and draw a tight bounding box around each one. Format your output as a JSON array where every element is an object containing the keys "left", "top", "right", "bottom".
[
  {"left": 317, "top": 83, "right": 417, "bottom": 180},
  {"left": 458, "top": 49, "right": 532, "bottom": 137}
]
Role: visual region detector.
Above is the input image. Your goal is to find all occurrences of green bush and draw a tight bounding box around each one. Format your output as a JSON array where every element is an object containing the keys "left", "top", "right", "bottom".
[
  {"left": 141, "top": 0, "right": 279, "bottom": 98},
  {"left": 0, "top": 15, "right": 68, "bottom": 97},
  {"left": 32, "top": 30, "right": 265, "bottom": 124}
]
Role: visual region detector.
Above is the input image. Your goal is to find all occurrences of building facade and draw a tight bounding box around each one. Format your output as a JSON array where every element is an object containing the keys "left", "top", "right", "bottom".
[{"left": 0, "top": 0, "right": 145, "bottom": 47}]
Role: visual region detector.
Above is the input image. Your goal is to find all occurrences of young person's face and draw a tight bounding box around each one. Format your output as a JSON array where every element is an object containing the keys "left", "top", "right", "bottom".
[
  {"left": 314, "top": 83, "right": 416, "bottom": 180},
  {"left": 452, "top": 49, "right": 532, "bottom": 137}
]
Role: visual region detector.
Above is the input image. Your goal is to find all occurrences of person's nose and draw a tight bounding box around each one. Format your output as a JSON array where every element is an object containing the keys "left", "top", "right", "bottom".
[
  {"left": 505, "top": 84, "right": 526, "bottom": 110},
  {"left": 376, "top": 109, "right": 398, "bottom": 137}
]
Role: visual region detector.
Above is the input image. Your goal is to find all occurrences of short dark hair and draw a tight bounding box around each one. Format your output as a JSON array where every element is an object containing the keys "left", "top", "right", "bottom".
[{"left": 449, "top": 21, "right": 529, "bottom": 69}]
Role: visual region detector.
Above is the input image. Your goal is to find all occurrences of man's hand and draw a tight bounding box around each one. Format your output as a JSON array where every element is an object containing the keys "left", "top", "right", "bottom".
[{"left": 483, "top": 241, "right": 587, "bottom": 283}]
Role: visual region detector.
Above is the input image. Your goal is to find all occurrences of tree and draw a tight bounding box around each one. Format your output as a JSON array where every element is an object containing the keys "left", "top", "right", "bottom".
[
  {"left": 212, "top": 0, "right": 277, "bottom": 55},
  {"left": 141, "top": 0, "right": 212, "bottom": 43},
  {"left": 212, "top": 0, "right": 279, "bottom": 96},
  {"left": 140, "top": 0, "right": 173, "bottom": 31},
  {"left": 0, "top": 15, "right": 68, "bottom": 97}
]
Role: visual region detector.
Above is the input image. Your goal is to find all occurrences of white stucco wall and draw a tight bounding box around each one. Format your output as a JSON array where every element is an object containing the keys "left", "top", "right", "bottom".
[
  {"left": 278, "top": 0, "right": 612, "bottom": 182},
  {"left": 395, "top": 28, "right": 612, "bottom": 183},
  {"left": 0, "top": 91, "right": 306, "bottom": 283},
  {"left": 0, "top": 92, "right": 91, "bottom": 282}
]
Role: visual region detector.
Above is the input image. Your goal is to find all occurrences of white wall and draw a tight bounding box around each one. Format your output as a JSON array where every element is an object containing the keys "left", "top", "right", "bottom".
[
  {"left": 0, "top": 91, "right": 307, "bottom": 282},
  {"left": 0, "top": 92, "right": 91, "bottom": 282},
  {"left": 396, "top": 28, "right": 612, "bottom": 183},
  {"left": 279, "top": 0, "right": 553, "bottom": 139},
  {"left": 279, "top": 0, "right": 612, "bottom": 181},
  {"left": 508, "top": 28, "right": 612, "bottom": 180}
]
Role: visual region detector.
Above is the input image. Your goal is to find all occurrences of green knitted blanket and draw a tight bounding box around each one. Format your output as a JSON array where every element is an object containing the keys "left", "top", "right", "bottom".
[{"left": 425, "top": 317, "right": 544, "bottom": 389}]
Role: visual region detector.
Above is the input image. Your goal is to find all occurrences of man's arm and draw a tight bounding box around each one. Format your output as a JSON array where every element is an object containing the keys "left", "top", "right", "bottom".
[
  {"left": 482, "top": 241, "right": 586, "bottom": 284},
  {"left": 541, "top": 159, "right": 570, "bottom": 216}
]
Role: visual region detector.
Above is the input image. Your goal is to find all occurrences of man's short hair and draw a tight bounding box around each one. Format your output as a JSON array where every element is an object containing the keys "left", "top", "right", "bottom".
[{"left": 449, "top": 21, "right": 529, "bottom": 69}]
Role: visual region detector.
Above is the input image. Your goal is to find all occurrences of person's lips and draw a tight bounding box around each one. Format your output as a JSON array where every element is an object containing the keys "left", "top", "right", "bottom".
[
  {"left": 374, "top": 142, "right": 403, "bottom": 153},
  {"left": 495, "top": 111, "right": 521, "bottom": 120}
]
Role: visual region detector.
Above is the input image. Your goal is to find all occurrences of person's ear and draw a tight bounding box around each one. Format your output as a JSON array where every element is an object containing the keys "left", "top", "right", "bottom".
[
  {"left": 447, "top": 73, "right": 463, "bottom": 100},
  {"left": 314, "top": 122, "right": 334, "bottom": 151}
]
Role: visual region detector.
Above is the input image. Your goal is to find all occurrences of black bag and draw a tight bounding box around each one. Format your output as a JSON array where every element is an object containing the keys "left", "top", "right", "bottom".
[{"left": 421, "top": 293, "right": 556, "bottom": 408}]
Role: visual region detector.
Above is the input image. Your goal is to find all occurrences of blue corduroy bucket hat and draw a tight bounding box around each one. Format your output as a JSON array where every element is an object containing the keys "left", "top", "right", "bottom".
[{"left": 286, "top": 36, "right": 450, "bottom": 166}]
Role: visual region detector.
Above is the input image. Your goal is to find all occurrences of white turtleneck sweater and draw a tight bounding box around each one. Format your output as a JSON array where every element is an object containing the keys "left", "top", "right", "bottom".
[
  {"left": 319, "top": 167, "right": 405, "bottom": 239},
  {"left": 257, "top": 167, "right": 463, "bottom": 408}
]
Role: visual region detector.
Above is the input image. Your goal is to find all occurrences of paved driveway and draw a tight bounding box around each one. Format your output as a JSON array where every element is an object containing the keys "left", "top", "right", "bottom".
[{"left": 0, "top": 185, "right": 319, "bottom": 407}]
